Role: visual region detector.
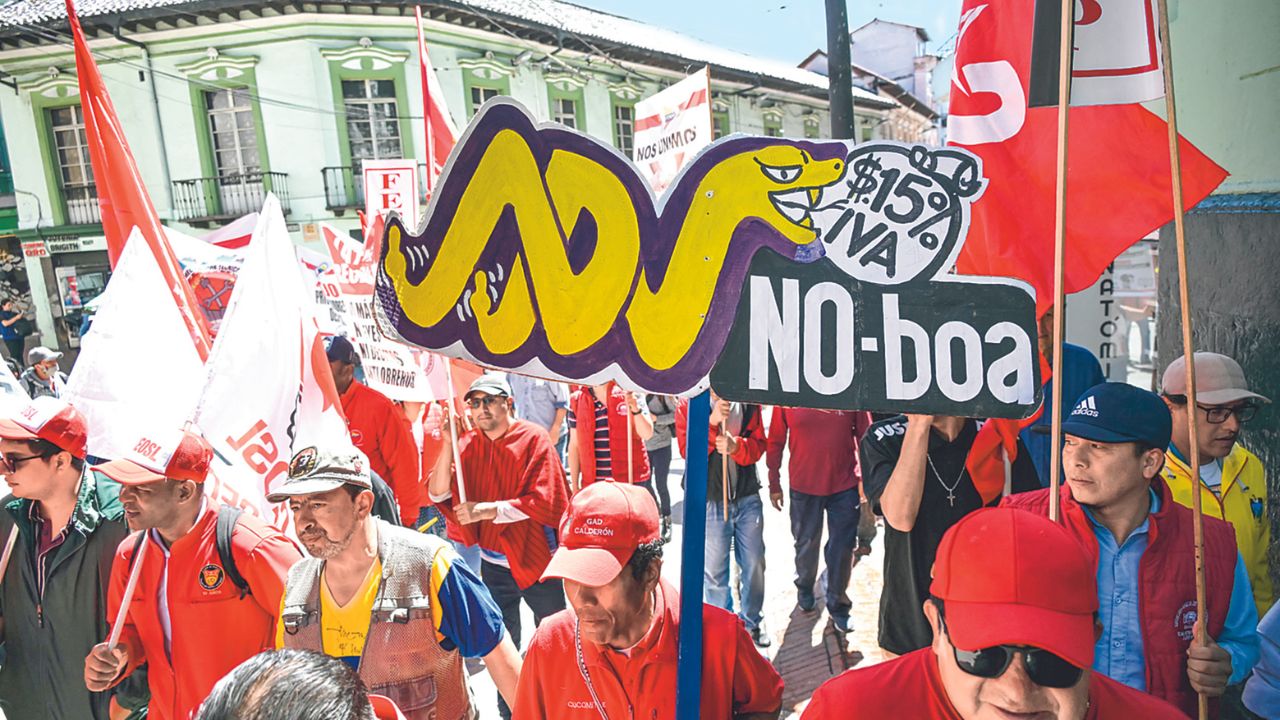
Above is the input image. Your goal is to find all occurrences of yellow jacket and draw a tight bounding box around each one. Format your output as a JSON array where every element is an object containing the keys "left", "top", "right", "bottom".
[{"left": 1162, "top": 443, "right": 1274, "bottom": 617}]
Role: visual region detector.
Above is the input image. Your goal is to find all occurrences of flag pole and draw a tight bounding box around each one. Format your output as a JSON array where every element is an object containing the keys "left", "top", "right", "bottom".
[
  {"left": 1155, "top": 3, "right": 1207, "bottom": 717},
  {"left": 109, "top": 539, "right": 148, "bottom": 650},
  {"left": 626, "top": 392, "right": 635, "bottom": 484},
  {"left": 444, "top": 361, "right": 468, "bottom": 504},
  {"left": 415, "top": 5, "right": 434, "bottom": 198},
  {"left": 1046, "top": 0, "right": 1075, "bottom": 524}
]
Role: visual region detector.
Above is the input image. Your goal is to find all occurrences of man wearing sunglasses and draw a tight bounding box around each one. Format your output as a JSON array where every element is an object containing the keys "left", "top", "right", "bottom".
[
  {"left": 0, "top": 397, "right": 144, "bottom": 719},
  {"left": 1003, "top": 382, "right": 1260, "bottom": 716},
  {"left": 1160, "top": 352, "right": 1274, "bottom": 618},
  {"left": 429, "top": 374, "right": 568, "bottom": 719},
  {"left": 804, "top": 507, "right": 1182, "bottom": 718}
]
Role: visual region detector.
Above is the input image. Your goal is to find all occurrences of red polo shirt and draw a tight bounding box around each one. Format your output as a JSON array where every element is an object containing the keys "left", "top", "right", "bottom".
[
  {"left": 801, "top": 648, "right": 1185, "bottom": 719},
  {"left": 340, "top": 380, "right": 421, "bottom": 524},
  {"left": 107, "top": 503, "right": 302, "bottom": 720},
  {"left": 513, "top": 579, "right": 783, "bottom": 720}
]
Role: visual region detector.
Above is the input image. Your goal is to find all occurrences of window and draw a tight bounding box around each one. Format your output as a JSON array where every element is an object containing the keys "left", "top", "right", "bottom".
[
  {"left": 205, "top": 88, "right": 261, "bottom": 179},
  {"left": 713, "top": 111, "right": 730, "bottom": 140},
  {"left": 48, "top": 105, "right": 97, "bottom": 224},
  {"left": 342, "top": 78, "right": 403, "bottom": 169},
  {"left": 613, "top": 104, "right": 634, "bottom": 156},
  {"left": 552, "top": 97, "right": 578, "bottom": 129},
  {"left": 763, "top": 116, "right": 783, "bottom": 137},
  {"left": 470, "top": 85, "right": 501, "bottom": 116},
  {"left": 804, "top": 120, "right": 820, "bottom": 139}
]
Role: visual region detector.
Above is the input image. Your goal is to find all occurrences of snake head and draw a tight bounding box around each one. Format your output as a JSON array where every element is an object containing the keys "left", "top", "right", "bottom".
[{"left": 753, "top": 145, "right": 847, "bottom": 243}]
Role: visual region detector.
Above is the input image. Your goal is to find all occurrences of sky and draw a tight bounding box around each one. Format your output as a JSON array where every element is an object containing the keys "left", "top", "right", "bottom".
[{"left": 572, "top": 0, "right": 963, "bottom": 67}]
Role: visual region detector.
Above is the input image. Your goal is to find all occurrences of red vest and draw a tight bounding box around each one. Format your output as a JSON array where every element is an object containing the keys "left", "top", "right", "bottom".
[
  {"left": 572, "top": 385, "right": 650, "bottom": 485},
  {"left": 1002, "top": 478, "right": 1236, "bottom": 717}
]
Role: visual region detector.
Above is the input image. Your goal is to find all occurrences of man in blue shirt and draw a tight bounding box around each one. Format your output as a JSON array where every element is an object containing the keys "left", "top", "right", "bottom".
[
  {"left": 1244, "top": 602, "right": 1280, "bottom": 716},
  {"left": 1020, "top": 309, "right": 1106, "bottom": 485},
  {"left": 1003, "top": 382, "right": 1259, "bottom": 715}
]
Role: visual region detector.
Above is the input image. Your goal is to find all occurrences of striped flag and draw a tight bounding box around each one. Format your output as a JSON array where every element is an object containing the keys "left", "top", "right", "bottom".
[{"left": 415, "top": 6, "right": 460, "bottom": 196}]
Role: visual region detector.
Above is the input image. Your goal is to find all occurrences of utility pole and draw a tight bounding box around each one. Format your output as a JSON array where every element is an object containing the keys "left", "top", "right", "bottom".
[{"left": 825, "top": 0, "right": 856, "bottom": 139}]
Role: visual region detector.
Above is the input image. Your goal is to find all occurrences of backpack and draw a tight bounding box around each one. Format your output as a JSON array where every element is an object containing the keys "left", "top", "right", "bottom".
[{"left": 128, "top": 505, "right": 251, "bottom": 599}]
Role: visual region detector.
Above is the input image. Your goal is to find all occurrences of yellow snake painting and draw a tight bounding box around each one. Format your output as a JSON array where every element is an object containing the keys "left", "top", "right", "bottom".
[{"left": 376, "top": 100, "right": 847, "bottom": 393}]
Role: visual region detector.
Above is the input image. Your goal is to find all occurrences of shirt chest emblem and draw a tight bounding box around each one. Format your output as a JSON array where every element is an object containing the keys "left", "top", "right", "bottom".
[{"left": 199, "top": 563, "right": 225, "bottom": 591}]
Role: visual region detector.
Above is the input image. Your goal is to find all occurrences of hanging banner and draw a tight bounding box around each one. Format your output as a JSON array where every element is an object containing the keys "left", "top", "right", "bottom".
[
  {"left": 375, "top": 100, "right": 1042, "bottom": 418},
  {"left": 632, "top": 68, "right": 713, "bottom": 194}
]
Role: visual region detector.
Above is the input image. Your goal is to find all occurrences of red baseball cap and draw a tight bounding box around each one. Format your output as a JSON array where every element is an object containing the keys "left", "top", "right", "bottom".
[
  {"left": 94, "top": 428, "right": 214, "bottom": 485},
  {"left": 930, "top": 508, "right": 1099, "bottom": 670},
  {"left": 541, "top": 482, "right": 660, "bottom": 587},
  {"left": 0, "top": 396, "right": 88, "bottom": 459}
]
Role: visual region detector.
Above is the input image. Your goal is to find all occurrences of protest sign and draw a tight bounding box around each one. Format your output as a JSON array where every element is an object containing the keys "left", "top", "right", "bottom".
[
  {"left": 375, "top": 100, "right": 1042, "bottom": 417},
  {"left": 633, "top": 69, "right": 712, "bottom": 194},
  {"left": 364, "top": 159, "right": 420, "bottom": 227}
]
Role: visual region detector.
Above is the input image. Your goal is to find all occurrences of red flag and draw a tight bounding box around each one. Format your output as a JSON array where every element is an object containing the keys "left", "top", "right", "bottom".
[
  {"left": 66, "top": 0, "right": 212, "bottom": 359},
  {"left": 948, "top": 0, "right": 1227, "bottom": 315},
  {"left": 967, "top": 352, "right": 1052, "bottom": 504},
  {"left": 415, "top": 6, "right": 459, "bottom": 196}
]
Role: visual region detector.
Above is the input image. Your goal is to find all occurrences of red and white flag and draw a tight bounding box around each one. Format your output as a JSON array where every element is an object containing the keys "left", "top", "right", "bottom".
[
  {"left": 66, "top": 0, "right": 211, "bottom": 358},
  {"left": 1028, "top": 0, "right": 1166, "bottom": 107},
  {"left": 948, "top": 0, "right": 1227, "bottom": 314},
  {"left": 416, "top": 5, "right": 459, "bottom": 196},
  {"left": 193, "top": 196, "right": 352, "bottom": 531}
]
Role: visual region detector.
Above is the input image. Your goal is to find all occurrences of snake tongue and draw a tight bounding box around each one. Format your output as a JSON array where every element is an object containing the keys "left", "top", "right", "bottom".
[{"left": 808, "top": 188, "right": 821, "bottom": 206}]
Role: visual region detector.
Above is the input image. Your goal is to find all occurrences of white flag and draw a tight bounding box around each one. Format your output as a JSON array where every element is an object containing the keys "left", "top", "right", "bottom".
[
  {"left": 193, "top": 196, "right": 352, "bottom": 531},
  {"left": 65, "top": 229, "right": 206, "bottom": 460},
  {"left": 633, "top": 69, "right": 713, "bottom": 194}
]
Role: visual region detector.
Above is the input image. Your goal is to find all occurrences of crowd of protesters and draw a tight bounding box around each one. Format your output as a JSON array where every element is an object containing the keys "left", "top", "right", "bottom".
[{"left": 0, "top": 338, "right": 1276, "bottom": 720}]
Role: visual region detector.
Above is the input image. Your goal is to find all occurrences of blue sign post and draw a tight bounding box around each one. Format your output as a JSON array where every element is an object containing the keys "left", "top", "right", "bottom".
[{"left": 675, "top": 391, "right": 710, "bottom": 720}]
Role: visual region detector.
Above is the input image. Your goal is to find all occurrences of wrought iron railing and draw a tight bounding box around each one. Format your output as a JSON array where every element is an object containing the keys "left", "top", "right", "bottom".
[{"left": 172, "top": 171, "right": 290, "bottom": 224}]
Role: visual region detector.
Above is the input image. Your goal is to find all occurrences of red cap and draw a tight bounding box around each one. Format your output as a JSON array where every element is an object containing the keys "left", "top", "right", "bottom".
[
  {"left": 541, "top": 482, "right": 660, "bottom": 587},
  {"left": 930, "top": 507, "right": 1098, "bottom": 670},
  {"left": 94, "top": 428, "right": 213, "bottom": 485},
  {"left": 0, "top": 396, "right": 88, "bottom": 459}
]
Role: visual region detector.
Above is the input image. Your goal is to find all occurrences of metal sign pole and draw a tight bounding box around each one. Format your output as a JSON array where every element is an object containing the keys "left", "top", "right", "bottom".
[{"left": 675, "top": 391, "right": 710, "bottom": 719}]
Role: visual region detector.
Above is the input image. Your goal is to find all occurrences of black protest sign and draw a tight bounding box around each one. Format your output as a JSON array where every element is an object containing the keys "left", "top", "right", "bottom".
[{"left": 710, "top": 142, "right": 1042, "bottom": 419}]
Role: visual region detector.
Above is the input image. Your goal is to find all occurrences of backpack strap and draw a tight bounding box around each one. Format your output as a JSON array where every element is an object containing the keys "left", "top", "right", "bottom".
[
  {"left": 216, "top": 506, "right": 250, "bottom": 599},
  {"left": 125, "top": 531, "right": 146, "bottom": 572}
]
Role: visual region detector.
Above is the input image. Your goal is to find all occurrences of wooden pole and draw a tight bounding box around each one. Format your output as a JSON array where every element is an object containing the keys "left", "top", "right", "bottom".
[
  {"left": 1046, "top": 0, "right": 1075, "bottom": 524},
  {"left": 1155, "top": 3, "right": 1207, "bottom": 717},
  {"left": 720, "top": 420, "right": 729, "bottom": 521},
  {"left": 108, "top": 538, "right": 148, "bottom": 650},
  {"left": 444, "top": 362, "right": 468, "bottom": 504}
]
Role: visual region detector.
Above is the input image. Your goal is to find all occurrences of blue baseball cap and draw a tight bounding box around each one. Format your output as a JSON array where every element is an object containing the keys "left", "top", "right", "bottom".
[{"left": 1061, "top": 382, "right": 1171, "bottom": 449}]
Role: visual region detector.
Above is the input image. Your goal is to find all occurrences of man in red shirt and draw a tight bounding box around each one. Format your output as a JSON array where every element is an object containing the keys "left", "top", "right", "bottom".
[
  {"left": 802, "top": 507, "right": 1183, "bottom": 719},
  {"left": 83, "top": 427, "right": 303, "bottom": 720},
  {"left": 765, "top": 408, "right": 871, "bottom": 632},
  {"left": 328, "top": 335, "right": 421, "bottom": 525},
  {"left": 430, "top": 374, "right": 568, "bottom": 719},
  {"left": 567, "top": 382, "right": 652, "bottom": 491},
  {"left": 514, "top": 482, "right": 783, "bottom": 720}
]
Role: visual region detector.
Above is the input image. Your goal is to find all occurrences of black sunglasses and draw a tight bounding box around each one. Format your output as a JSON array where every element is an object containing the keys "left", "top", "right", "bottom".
[
  {"left": 1164, "top": 395, "right": 1258, "bottom": 424},
  {"left": 938, "top": 607, "right": 1084, "bottom": 689}
]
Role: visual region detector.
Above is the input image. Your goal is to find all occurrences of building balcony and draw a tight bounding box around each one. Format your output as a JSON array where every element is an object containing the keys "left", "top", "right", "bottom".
[
  {"left": 321, "top": 164, "right": 431, "bottom": 216},
  {"left": 172, "top": 171, "right": 290, "bottom": 227}
]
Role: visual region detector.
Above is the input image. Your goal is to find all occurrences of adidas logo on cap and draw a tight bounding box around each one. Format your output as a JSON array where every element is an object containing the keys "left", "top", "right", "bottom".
[{"left": 1072, "top": 395, "right": 1099, "bottom": 418}]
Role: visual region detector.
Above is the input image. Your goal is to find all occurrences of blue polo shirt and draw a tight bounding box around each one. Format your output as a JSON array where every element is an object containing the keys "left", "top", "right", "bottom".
[{"left": 1086, "top": 489, "right": 1260, "bottom": 690}]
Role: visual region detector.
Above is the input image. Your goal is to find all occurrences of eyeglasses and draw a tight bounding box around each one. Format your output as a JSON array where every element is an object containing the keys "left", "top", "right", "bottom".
[
  {"left": 938, "top": 608, "right": 1084, "bottom": 689},
  {"left": 0, "top": 452, "right": 52, "bottom": 473},
  {"left": 1165, "top": 395, "right": 1259, "bottom": 424},
  {"left": 465, "top": 396, "right": 506, "bottom": 409}
]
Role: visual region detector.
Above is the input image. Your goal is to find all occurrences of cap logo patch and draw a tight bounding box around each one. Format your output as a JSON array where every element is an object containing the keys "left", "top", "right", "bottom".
[
  {"left": 290, "top": 447, "right": 319, "bottom": 479},
  {"left": 1071, "top": 395, "right": 1099, "bottom": 418},
  {"left": 199, "top": 563, "right": 225, "bottom": 591}
]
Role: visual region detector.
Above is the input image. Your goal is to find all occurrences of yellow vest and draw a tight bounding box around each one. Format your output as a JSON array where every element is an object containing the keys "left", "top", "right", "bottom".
[{"left": 1162, "top": 443, "right": 1274, "bottom": 617}]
